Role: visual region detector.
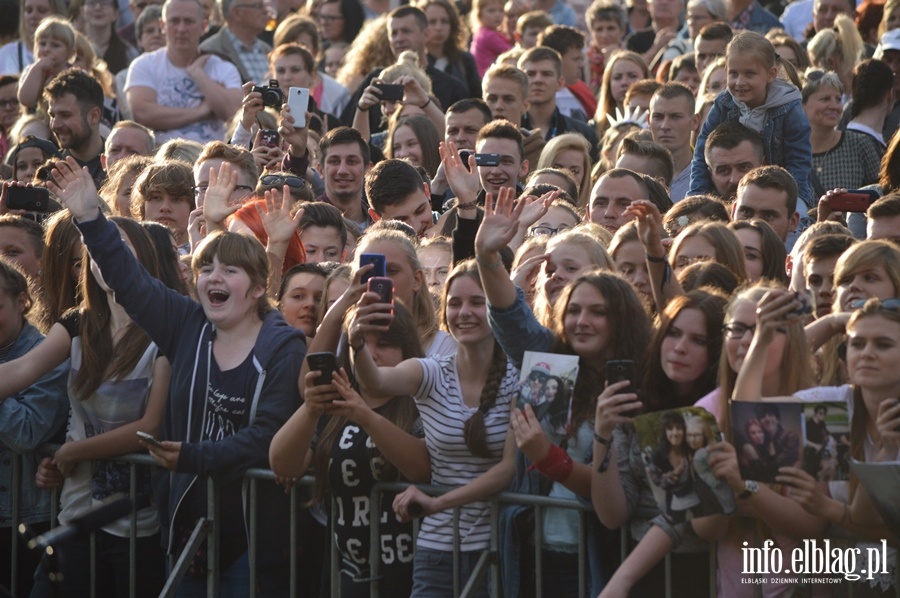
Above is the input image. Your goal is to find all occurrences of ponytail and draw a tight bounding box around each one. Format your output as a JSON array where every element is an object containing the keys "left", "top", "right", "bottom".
[
  {"left": 774, "top": 53, "right": 802, "bottom": 89},
  {"left": 463, "top": 341, "right": 506, "bottom": 458}
]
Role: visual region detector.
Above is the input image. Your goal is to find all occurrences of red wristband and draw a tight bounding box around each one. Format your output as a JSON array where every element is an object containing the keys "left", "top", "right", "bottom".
[{"left": 533, "top": 444, "right": 573, "bottom": 482}]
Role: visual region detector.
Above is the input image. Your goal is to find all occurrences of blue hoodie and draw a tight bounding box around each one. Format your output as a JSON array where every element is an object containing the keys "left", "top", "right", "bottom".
[{"left": 76, "top": 213, "right": 306, "bottom": 567}]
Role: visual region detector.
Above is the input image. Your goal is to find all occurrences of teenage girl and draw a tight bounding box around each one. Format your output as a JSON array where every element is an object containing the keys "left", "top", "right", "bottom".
[
  {"left": 469, "top": 0, "right": 512, "bottom": 76},
  {"left": 688, "top": 31, "right": 814, "bottom": 214}
]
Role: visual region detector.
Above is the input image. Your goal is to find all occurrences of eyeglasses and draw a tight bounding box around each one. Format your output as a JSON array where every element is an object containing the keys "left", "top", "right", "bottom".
[
  {"left": 849, "top": 298, "right": 900, "bottom": 310},
  {"left": 317, "top": 14, "right": 344, "bottom": 21},
  {"left": 260, "top": 174, "right": 305, "bottom": 188},
  {"left": 0, "top": 99, "right": 18, "bottom": 109},
  {"left": 193, "top": 184, "right": 255, "bottom": 197},
  {"left": 528, "top": 225, "right": 570, "bottom": 237},
  {"left": 723, "top": 321, "right": 787, "bottom": 339}
]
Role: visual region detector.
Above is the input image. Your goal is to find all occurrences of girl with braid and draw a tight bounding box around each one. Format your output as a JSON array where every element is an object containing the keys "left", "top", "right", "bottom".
[{"left": 351, "top": 259, "right": 519, "bottom": 598}]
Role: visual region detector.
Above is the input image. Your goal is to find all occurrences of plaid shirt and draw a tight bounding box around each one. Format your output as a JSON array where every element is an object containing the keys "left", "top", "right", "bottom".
[{"left": 225, "top": 28, "right": 270, "bottom": 84}]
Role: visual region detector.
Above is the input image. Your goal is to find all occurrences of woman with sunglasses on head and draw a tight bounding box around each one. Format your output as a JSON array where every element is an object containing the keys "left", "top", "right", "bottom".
[{"left": 725, "top": 291, "right": 900, "bottom": 593}]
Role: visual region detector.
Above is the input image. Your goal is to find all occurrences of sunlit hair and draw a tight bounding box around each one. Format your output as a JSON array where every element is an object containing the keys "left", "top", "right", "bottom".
[
  {"left": 192, "top": 231, "right": 274, "bottom": 320},
  {"left": 536, "top": 133, "right": 593, "bottom": 207},
  {"left": 808, "top": 15, "right": 865, "bottom": 81},
  {"left": 642, "top": 289, "right": 728, "bottom": 411},
  {"left": 355, "top": 228, "right": 437, "bottom": 346},
  {"left": 387, "top": 114, "right": 442, "bottom": 178},
  {"left": 74, "top": 218, "right": 158, "bottom": 401},
  {"left": 716, "top": 282, "right": 813, "bottom": 441},
  {"left": 439, "top": 259, "right": 508, "bottom": 458},
  {"left": 594, "top": 50, "right": 649, "bottom": 135},
  {"left": 833, "top": 240, "right": 900, "bottom": 298},
  {"left": 131, "top": 160, "right": 196, "bottom": 218},
  {"left": 100, "top": 154, "right": 154, "bottom": 216},
  {"left": 33, "top": 16, "right": 75, "bottom": 58},
  {"left": 670, "top": 221, "right": 749, "bottom": 282},
  {"left": 727, "top": 30, "right": 801, "bottom": 88},
  {"left": 0, "top": 258, "right": 31, "bottom": 318},
  {"left": 37, "top": 210, "right": 80, "bottom": 332},
  {"left": 379, "top": 51, "right": 433, "bottom": 93},
  {"left": 533, "top": 229, "right": 615, "bottom": 328}
]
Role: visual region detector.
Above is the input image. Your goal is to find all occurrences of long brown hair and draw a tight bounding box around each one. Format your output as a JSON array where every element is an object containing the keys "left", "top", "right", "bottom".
[
  {"left": 37, "top": 210, "right": 81, "bottom": 332},
  {"left": 310, "top": 302, "right": 425, "bottom": 505},
  {"left": 72, "top": 218, "right": 159, "bottom": 401},
  {"left": 440, "top": 259, "right": 508, "bottom": 458}
]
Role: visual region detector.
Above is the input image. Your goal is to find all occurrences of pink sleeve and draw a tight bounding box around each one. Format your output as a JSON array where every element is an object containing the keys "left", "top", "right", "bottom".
[{"left": 471, "top": 27, "right": 513, "bottom": 77}]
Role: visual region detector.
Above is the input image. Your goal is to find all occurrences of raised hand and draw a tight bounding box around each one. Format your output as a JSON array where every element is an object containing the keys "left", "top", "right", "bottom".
[
  {"left": 594, "top": 379, "right": 641, "bottom": 439},
  {"left": 47, "top": 156, "right": 102, "bottom": 221},
  {"left": 754, "top": 289, "right": 807, "bottom": 344},
  {"left": 202, "top": 162, "right": 241, "bottom": 231},
  {"left": 255, "top": 185, "right": 302, "bottom": 246},
  {"left": 510, "top": 404, "right": 551, "bottom": 462},
  {"left": 518, "top": 190, "right": 558, "bottom": 231},
  {"left": 475, "top": 185, "right": 523, "bottom": 255},
  {"left": 239, "top": 82, "right": 264, "bottom": 132},
  {"left": 348, "top": 290, "right": 394, "bottom": 347},
  {"left": 623, "top": 199, "right": 665, "bottom": 257},
  {"left": 327, "top": 368, "right": 376, "bottom": 425},
  {"left": 439, "top": 140, "right": 481, "bottom": 204},
  {"left": 278, "top": 104, "right": 311, "bottom": 156}
]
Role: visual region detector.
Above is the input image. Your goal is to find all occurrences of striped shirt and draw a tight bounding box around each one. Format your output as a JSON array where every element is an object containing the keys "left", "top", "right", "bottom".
[{"left": 413, "top": 354, "right": 519, "bottom": 551}]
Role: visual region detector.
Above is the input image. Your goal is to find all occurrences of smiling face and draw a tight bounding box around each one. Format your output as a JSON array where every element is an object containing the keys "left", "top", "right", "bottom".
[
  {"left": 444, "top": 274, "right": 491, "bottom": 344},
  {"left": 660, "top": 308, "right": 709, "bottom": 394},
  {"left": 279, "top": 271, "right": 325, "bottom": 336},
  {"left": 377, "top": 187, "right": 433, "bottom": 238},
  {"left": 563, "top": 282, "right": 610, "bottom": 360},
  {"left": 726, "top": 51, "right": 776, "bottom": 110},
  {"left": 319, "top": 142, "right": 368, "bottom": 205},
  {"left": 803, "top": 84, "right": 842, "bottom": 130},
  {"left": 476, "top": 136, "right": 527, "bottom": 196},
  {"left": 390, "top": 124, "right": 423, "bottom": 166},
  {"left": 665, "top": 422, "right": 685, "bottom": 446},
  {"left": 747, "top": 421, "right": 765, "bottom": 446},
  {"left": 686, "top": 420, "right": 706, "bottom": 450},
  {"left": 197, "top": 256, "right": 265, "bottom": 328},
  {"left": 541, "top": 243, "right": 593, "bottom": 303},
  {"left": 14, "top": 147, "right": 45, "bottom": 183},
  {"left": 48, "top": 93, "right": 95, "bottom": 153}
]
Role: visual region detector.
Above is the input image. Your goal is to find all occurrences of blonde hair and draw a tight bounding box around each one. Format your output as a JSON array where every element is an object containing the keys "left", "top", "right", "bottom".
[
  {"left": 470, "top": 0, "right": 503, "bottom": 31},
  {"left": 594, "top": 50, "right": 648, "bottom": 136},
  {"left": 33, "top": 16, "right": 75, "bottom": 58},
  {"left": 337, "top": 15, "right": 394, "bottom": 90},
  {"left": 808, "top": 14, "right": 865, "bottom": 79},
  {"left": 536, "top": 133, "right": 592, "bottom": 208},
  {"left": 727, "top": 30, "right": 801, "bottom": 88},
  {"left": 378, "top": 51, "right": 433, "bottom": 94}
]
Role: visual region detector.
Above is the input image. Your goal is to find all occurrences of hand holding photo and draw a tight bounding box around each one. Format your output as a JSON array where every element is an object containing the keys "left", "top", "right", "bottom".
[{"left": 517, "top": 351, "right": 579, "bottom": 438}]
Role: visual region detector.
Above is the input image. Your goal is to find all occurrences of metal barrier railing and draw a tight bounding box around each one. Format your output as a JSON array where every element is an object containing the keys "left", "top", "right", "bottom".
[{"left": 8, "top": 448, "right": 899, "bottom": 598}]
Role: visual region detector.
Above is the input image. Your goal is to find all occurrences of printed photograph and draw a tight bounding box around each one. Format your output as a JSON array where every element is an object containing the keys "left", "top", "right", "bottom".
[
  {"left": 731, "top": 401, "right": 803, "bottom": 484},
  {"left": 517, "top": 351, "right": 579, "bottom": 437},
  {"left": 802, "top": 401, "right": 850, "bottom": 482},
  {"left": 633, "top": 407, "right": 736, "bottom": 523}
]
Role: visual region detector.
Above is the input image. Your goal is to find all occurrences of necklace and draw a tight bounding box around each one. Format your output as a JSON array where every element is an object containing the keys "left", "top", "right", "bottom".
[{"left": 814, "top": 130, "right": 842, "bottom": 175}]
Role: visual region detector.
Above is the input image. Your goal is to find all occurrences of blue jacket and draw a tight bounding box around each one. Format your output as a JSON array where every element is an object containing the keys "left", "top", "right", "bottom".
[
  {"left": 77, "top": 213, "right": 306, "bottom": 567},
  {"left": 0, "top": 322, "right": 69, "bottom": 525},
  {"left": 741, "top": 1, "right": 783, "bottom": 34},
  {"left": 688, "top": 87, "right": 814, "bottom": 209}
]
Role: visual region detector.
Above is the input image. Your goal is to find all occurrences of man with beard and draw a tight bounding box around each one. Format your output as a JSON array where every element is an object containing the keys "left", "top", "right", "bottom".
[{"left": 43, "top": 69, "right": 106, "bottom": 187}]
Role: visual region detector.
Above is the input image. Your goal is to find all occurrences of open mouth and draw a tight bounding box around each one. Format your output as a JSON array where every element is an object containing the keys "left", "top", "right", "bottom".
[{"left": 208, "top": 290, "right": 230, "bottom": 306}]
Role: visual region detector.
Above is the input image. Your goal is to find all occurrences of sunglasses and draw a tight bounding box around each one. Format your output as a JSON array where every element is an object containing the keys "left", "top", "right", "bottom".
[{"left": 259, "top": 175, "right": 306, "bottom": 188}]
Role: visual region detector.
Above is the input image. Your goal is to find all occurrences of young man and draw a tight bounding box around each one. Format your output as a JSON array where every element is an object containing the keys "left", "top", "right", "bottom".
[
  {"left": 298, "top": 202, "right": 348, "bottom": 263},
  {"left": 732, "top": 165, "right": 799, "bottom": 244},
  {"left": 588, "top": 168, "right": 649, "bottom": 232},
  {"left": 482, "top": 64, "right": 546, "bottom": 170},
  {"left": 314, "top": 127, "right": 374, "bottom": 230},
  {"left": 648, "top": 82, "right": 699, "bottom": 201},
  {"left": 694, "top": 121, "right": 765, "bottom": 201},
  {"left": 44, "top": 69, "right": 107, "bottom": 187},
  {"left": 193, "top": 141, "right": 259, "bottom": 208},
  {"left": 615, "top": 136, "right": 675, "bottom": 188},
  {"left": 537, "top": 25, "right": 597, "bottom": 120},
  {"left": 366, "top": 159, "right": 434, "bottom": 237},
  {"left": 803, "top": 233, "right": 856, "bottom": 319},
  {"left": 865, "top": 193, "right": 900, "bottom": 244},
  {"left": 517, "top": 46, "right": 600, "bottom": 161},
  {"left": 694, "top": 22, "right": 732, "bottom": 74}
]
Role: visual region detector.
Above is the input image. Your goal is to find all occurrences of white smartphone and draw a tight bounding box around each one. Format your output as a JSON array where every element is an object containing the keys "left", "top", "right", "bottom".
[
  {"left": 136, "top": 431, "right": 163, "bottom": 448},
  {"left": 288, "top": 87, "right": 310, "bottom": 128}
]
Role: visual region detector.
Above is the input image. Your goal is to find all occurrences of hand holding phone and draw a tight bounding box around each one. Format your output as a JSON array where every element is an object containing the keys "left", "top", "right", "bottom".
[
  {"left": 828, "top": 189, "right": 879, "bottom": 213},
  {"left": 307, "top": 352, "right": 339, "bottom": 387},
  {"left": 287, "top": 87, "right": 310, "bottom": 128},
  {"left": 607, "top": 360, "right": 641, "bottom": 418},
  {"left": 359, "top": 254, "right": 386, "bottom": 284},
  {"left": 136, "top": 431, "right": 163, "bottom": 448},
  {"left": 373, "top": 82, "right": 404, "bottom": 102}
]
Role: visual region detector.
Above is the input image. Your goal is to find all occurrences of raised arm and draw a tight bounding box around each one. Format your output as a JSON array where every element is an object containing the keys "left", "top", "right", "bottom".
[
  {"left": 348, "top": 313, "right": 424, "bottom": 398},
  {"left": 473, "top": 184, "right": 524, "bottom": 309},
  {"left": 253, "top": 186, "right": 303, "bottom": 299},
  {"left": 624, "top": 200, "right": 681, "bottom": 309}
]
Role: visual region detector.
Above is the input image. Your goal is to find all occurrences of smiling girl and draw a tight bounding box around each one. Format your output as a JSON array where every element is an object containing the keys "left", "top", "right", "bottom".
[
  {"left": 49, "top": 157, "right": 307, "bottom": 595},
  {"left": 16, "top": 16, "right": 74, "bottom": 110}
]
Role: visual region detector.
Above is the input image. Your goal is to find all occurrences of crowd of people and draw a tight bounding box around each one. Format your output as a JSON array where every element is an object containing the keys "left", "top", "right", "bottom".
[{"left": 0, "top": 0, "right": 897, "bottom": 595}]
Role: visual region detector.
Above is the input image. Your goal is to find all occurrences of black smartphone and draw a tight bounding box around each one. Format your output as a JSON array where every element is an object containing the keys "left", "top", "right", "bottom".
[
  {"left": 367, "top": 277, "right": 393, "bottom": 304},
  {"left": 259, "top": 129, "right": 280, "bottom": 149},
  {"left": 136, "top": 431, "right": 163, "bottom": 448},
  {"left": 474, "top": 153, "right": 501, "bottom": 167},
  {"left": 607, "top": 360, "right": 640, "bottom": 417},
  {"left": 359, "top": 253, "right": 386, "bottom": 284},
  {"left": 373, "top": 82, "right": 404, "bottom": 102},
  {"left": 7, "top": 186, "right": 50, "bottom": 212},
  {"left": 307, "top": 352, "right": 339, "bottom": 386}
]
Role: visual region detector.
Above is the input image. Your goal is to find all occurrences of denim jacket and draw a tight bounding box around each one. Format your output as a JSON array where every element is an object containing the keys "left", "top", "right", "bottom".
[
  {"left": 0, "top": 322, "right": 69, "bottom": 526},
  {"left": 688, "top": 87, "right": 814, "bottom": 210}
]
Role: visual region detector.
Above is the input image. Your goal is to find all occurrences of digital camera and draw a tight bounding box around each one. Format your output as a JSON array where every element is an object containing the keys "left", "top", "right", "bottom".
[{"left": 252, "top": 80, "right": 285, "bottom": 108}]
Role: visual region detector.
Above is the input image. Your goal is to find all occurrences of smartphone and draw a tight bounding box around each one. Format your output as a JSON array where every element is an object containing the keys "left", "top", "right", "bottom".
[
  {"left": 829, "top": 189, "right": 879, "bottom": 212},
  {"left": 367, "top": 276, "right": 393, "bottom": 304},
  {"left": 287, "top": 87, "right": 310, "bottom": 128},
  {"left": 359, "top": 253, "right": 386, "bottom": 284},
  {"left": 136, "top": 431, "right": 163, "bottom": 448},
  {"left": 607, "top": 360, "right": 640, "bottom": 417},
  {"left": 7, "top": 186, "right": 50, "bottom": 212},
  {"left": 307, "top": 352, "right": 339, "bottom": 386},
  {"left": 474, "top": 153, "right": 501, "bottom": 167},
  {"left": 373, "top": 82, "right": 404, "bottom": 102},
  {"left": 259, "top": 129, "right": 280, "bottom": 149}
]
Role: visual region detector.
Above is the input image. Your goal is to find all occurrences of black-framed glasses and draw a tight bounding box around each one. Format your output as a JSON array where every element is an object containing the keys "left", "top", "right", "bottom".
[
  {"left": 528, "top": 225, "right": 570, "bottom": 237},
  {"left": 192, "top": 184, "right": 255, "bottom": 197},
  {"left": 849, "top": 298, "right": 900, "bottom": 310},
  {"left": 260, "top": 174, "right": 305, "bottom": 188}
]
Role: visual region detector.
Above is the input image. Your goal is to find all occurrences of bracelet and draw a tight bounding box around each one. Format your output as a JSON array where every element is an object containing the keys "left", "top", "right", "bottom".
[
  {"left": 351, "top": 340, "right": 366, "bottom": 353},
  {"left": 476, "top": 258, "right": 504, "bottom": 270},
  {"left": 357, "top": 104, "right": 369, "bottom": 112},
  {"left": 419, "top": 97, "right": 432, "bottom": 109},
  {"left": 594, "top": 433, "right": 613, "bottom": 473},
  {"left": 456, "top": 200, "right": 477, "bottom": 211},
  {"left": 533, "top": 444, "right": 574, "bottom": 482},
  {"left": 593, "top": 431, "right": 611, "bottom": 446},
  {"left": 646, "top": 254, "right": 667, "bottom": 263}
]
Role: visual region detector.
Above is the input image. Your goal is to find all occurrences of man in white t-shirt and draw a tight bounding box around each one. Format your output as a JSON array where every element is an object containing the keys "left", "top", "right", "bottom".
[{"left": 124, "top": 0, "right": 242, "bottom": 144}]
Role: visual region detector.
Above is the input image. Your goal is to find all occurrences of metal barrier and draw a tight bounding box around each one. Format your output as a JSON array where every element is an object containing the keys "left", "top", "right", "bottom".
[{"left": 6, "top": 449, "right": 899, "bottom": 597}]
